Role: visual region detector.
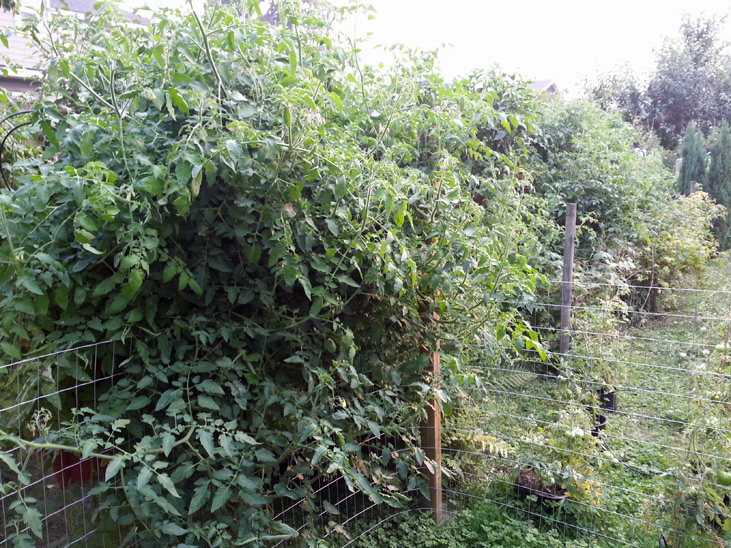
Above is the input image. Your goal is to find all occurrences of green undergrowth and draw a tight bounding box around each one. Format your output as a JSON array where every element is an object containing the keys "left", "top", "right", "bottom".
[
  {"left": 432, "top": 255, "right": 731, "bottom": 547},
  {"left": 346, "top": 499, "right": 593, "bottom": 548}
]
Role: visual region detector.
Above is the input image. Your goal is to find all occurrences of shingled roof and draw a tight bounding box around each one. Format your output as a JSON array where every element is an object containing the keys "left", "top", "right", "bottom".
[
  {"left": 528, "top": 79, "right": 558, "bottom": 93},
  {"left": 1, "top": 1, "right": 148, "bottom": 94}
]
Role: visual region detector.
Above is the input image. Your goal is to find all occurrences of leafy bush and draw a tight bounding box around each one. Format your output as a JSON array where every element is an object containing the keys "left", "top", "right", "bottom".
[
  {"left": 527, "top": 97, "right": 721, "bottom": 315},
  {"left": 530, "top": 99, "right": 670, "bottom": 257},
  {"left": 348, "top": 501, "right": 593, "bottom": 548},
  {"left": 678, "top": 122, "right": 708, "bottom": 195},
  {"left": 0, "top": 2, "right": 542, "bottom": 545}
]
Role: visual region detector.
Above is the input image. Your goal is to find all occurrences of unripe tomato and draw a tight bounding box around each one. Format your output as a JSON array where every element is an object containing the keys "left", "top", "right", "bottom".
[{"left": 718, "top": 470, "right": 731, "bottom": 486}]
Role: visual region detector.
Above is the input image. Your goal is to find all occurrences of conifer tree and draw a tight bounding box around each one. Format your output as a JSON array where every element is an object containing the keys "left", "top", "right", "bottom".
[
  {"left": 709, "top": 121, "right": 731, "bottom": 247},
  {"left": 678, "top": 122, "right": 707, "bottom": 195}
]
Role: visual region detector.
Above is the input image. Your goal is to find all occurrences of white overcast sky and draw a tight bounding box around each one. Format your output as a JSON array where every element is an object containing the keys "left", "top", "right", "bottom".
[
  {"left": 141, "top": 0, "right": 731, "bottom": 93},
  {"left": 340, "top": 0, "right": 731, "bottom": 92}
]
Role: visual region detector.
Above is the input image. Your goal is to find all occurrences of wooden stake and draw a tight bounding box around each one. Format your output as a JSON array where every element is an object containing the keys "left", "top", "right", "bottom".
[
  {"left": 560, "top": 203, "right": 577, "bottom": 357},
  {"left": 421, "top": 335, "right": 443, "bottom": 523}
]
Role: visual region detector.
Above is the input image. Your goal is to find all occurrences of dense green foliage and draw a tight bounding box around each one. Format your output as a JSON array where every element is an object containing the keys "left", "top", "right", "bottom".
[
  {"left": 531, "top": 100, "right": 665, "bottom": 247},
  {"left": 0, "top": 2, "right": 544, "bottom": 546},
  {"left": 708, "top": 121, "right": 731, "bottom": 247},
  {"left": 348, "top": 503, "right": 593, "bottom": 548},
  {"left": 527, "top": 99, "right": 720, "bottom": 302},
  {"left": 646, "top": 15, "right": 731, "bottom": 149},
  {"left": 588, "top": 15, "right": 731, "bottom": 150},
  {"left": 0, "top": 2, "right": 727, "bottom": 547},
  {"left": 678, "top": 122, "right": 708, "bottom": 195}
]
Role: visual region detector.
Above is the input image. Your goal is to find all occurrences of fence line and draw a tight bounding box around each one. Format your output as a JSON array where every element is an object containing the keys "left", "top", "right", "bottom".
[
  {"left": 296, "top": 270, "right": 731, "bottom": 547},
  {"left": 4, "top": 274, "right": 731, "bottom": 548},
  {"left": 0, "top": 340, "right": 133, "bottom": 548}
]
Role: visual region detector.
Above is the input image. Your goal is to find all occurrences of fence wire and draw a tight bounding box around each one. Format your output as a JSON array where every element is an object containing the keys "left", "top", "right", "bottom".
[
  {"left": 4, "top": 277, "right": 731, "bottom": 548},
  {"left": 296, "top": 277, "right": 731, "bottom": 548},
  {"left": 0, "top": 340, "right": 133, "bottom": 548}
]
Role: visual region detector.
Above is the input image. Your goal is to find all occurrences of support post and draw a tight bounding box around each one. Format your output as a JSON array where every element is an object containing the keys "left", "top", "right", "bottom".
[
  {"left": 421, "top": 337, "right": 442, "bottom": 523},
  {"left": 560, "top": 203, "right": 577, "bottom": 357}
]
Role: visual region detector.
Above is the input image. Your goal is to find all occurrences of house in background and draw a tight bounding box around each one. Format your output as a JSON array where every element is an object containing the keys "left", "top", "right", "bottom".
[
  {"left": 529, "top": 79, "right": 558, "bottom": 94},
  {"left": 0, "top": 0, "right": 142, "bottom": 95},
  {"left": 0, "top": 3, "right": 40, "bottom": 94}
]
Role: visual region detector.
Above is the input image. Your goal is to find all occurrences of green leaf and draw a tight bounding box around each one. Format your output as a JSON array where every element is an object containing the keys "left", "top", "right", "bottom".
[
  {"left": 191, "top": 171, "right": 203, "bottom": 198},
  {"left": 255, "top": 448, "right": 276, "bottom": 462},
  {"left": 137, "top": 466, "right": 152, "bottom": 489},
  {"left": 198, "top": 395, "right": 220, "bottom": 410},
  {"left": 76, "top": 213, "right": 97, "bottom": 233},
  {"left": 120, "top": 254, "right": 139, "bottom": 271},
  {"left": 163, "top": 261, "right": 178, "bottom": 283},
  {"left": 335, "top": 179, "right": 348, "bottom": 199},
  {"left": 18, "top": 277, "right": 44, "bottom": 295},
  {"left": 178, "top": 271, "right": 190, "bottom": 291},
  {"left": 328, "top": 92, "right": 342, "bottom": 113},
  {"left": 82, "top": 243, "right": 104, "bottom": 255},
  {"left": 152, "top": 88, "right": 165, "bottom": 110},
  {"left": 283, "top": 262, "right": 298, "bottom": 286},
  {"left": 158, "top": 473, "right": 181, "bottom": 498},
  {"left": 79, "top": 130, "right": 96, "bottom": 156},
  {"left": 219, "top": 434, "right": 233, "bottom": 457},
  {"left": 107, "top": 294, "right": 129, "bottom": 315},
  {"left": 162, "top": 433, "right": 175, "bottom": 457},
  {"left": 176, "top": 161, "right": 192, "bottom": 186},
  {"left": 159, "top": 522, "right": 188, "bottom": 536},
  {"left": 152, "top": 44, "right": 165, "bottom": 67},
  {"left": 199, "top": 379, "right": 225, "bottom": 394},
  {"left": 124, "top": 269, "right": 144, "bottom": 297},
  {"left": 270, "top": 521, "right": 299, "bottom": 537},
  {"left": 172, "top": 72, "right": 194, "bottom": 86},
  {"left": 210, "top": 485, "right": 230, "bottom": 513},
  {"left": 0, "top": 452, "right": 21, "bottom": 475},
  {"left": 198, "top": 430, "right": 216, "bottom": 457},
  {"left": 40, "top": 120, "right": 59, "bottom": 147},
  {"left": 393, "top": 203, "right": 406, "bottom": 227},
  {"left": 311, "top": 446, "right": 326, "bottom": 465},
  {"left": 325, "top": 219, "right": 339, "bottom": 236},
  {"left": 137, "top": 176, "right": 163, "bottom": 196},
  {"left": 1, "top": 341, "right": 21, "bottom": 360},
  {"left": 105, "top": 456, "right": 125, "bottom": 481},
  {"left": 33, "top": 294, "right": 49, "bottom": 315},
  {"left": 188, "top": 278, "right": 203, "bottom": 296},
  {"left": 189, "top": 482, "right": 210, "bottom": 515},
  {"left": 93, "top": 274, "right": 121, "bottom": 297},
  {"left": 23, "top": 507, "right": 43, "bottom": 538},
  {"left": 244, "top": 245, "right": 261, "bottom": 264},
  {"left": 168, "top": 86, "right": 189, "bottom": 115},
  {"left": 225, "top": 139, "right": 243, "bottom": 160},
  {"left": 235, "top": 432, "right": 260, "bottom": 445},
  {"left": 336, "top": 275, "right": 359, "bottom": 288},
  {"left": 55, "top": 286, "right": 69, "bottom": 310}
]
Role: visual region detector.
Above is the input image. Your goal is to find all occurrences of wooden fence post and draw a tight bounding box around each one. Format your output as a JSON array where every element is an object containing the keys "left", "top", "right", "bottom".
[
  {"left": 421, "top": 331, "right": 443, "bottom": 523},
  {"left": 560, "top": 203, "right": 577, "bottom": 357}
]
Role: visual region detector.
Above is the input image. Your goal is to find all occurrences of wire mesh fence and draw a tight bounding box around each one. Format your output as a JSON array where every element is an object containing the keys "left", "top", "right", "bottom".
[
  {"left": 3, "top": 276, "right": 731, "bottom": 547},
  {"left": 291, "top": 273, "right": 731, "bottom": 547},
  {"left": 0, "top": 340, "right": 132, "bottom": 548}
]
